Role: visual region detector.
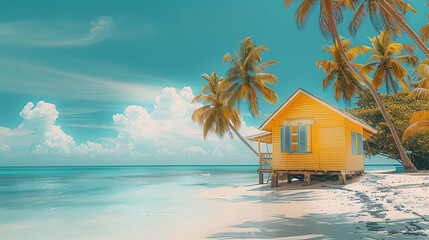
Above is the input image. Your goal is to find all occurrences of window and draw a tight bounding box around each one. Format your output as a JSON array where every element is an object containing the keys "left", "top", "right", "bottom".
[
  {"left": 281, "top": 125, "right": 312, "bottom": 153},
  {"left": 291, "top": 126, "right": 298, "bottom": 152},
  {"left": 352, "top": 132, "right": 363, "bottom": 155}
]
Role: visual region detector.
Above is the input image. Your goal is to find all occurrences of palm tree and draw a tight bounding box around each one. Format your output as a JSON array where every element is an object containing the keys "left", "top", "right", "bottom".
[
  {"left": 360, "top": 30, "right": 420, "bottom": 94},
  {"left": 316, "top": 38, "right": 366, "bottom": 102},
  {"left": 192, "top": 72, "right": 259, "bottom": 156},
  {"left": 349, "top": 0, "right": 429, "bottom": 59},
  {"left": 223, "top": 37, "right": 279, "bottom": 117},
  {"left": 283, "top": 0, "right": 418, "bottom": 172}
]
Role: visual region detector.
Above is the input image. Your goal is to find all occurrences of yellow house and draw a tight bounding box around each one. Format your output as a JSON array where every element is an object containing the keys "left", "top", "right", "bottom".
[{"left": 246, "top": 89, "right": 377, "bottom": 187}]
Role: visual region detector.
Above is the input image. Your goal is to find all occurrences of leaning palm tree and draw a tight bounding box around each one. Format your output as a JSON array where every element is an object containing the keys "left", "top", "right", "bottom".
[
  {"left": 223, "top": 37, "right": 279, "bottom": 117},
  {"left": 316, "top": 38, "right": 366, "bottom": 102},
  {"left": 360, "top": 30, "right": 420, "bottom": 94},
  {"left": 283, "top": 0, "right": 418, "bottom": 172},
  {"left": 192, "top": 72, "right": 259, "bottom": 156},
  {"left": 349, "top": 0, "right": 429, "bottom": 59}
]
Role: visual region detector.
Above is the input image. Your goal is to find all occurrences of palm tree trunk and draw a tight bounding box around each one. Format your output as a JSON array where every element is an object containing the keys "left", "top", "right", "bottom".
[
  {"left": 403, "top": 77, "right": 411, "bottom": 92},
  {"left": 228, "top": 122, "right": 259, "bottom": 156},
  {"left": 327, "top": 6, "right": 417, "bottom": 172},
  {"left": 378, "top": 0, "right": 429, "bottom": 59},
  {"left": 388, "top": 73, "right": 398, "bottom": 94},
  {"left": 406, "top": 74, "right": 413, "bottom": 87}
]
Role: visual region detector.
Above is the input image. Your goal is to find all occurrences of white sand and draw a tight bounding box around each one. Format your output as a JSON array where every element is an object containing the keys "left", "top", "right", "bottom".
[{"left": 186, "top": 171, "right": 429, "bottom": 239}]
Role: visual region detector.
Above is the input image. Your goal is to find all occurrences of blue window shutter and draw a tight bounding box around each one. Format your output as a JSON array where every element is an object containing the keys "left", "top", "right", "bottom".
[
  {"left": 358, "top": 134, "right": 364, "bottom": 155},
  {"left": 280, "top": 126, "right": 285, "bottom": 153},
  {"left": 351, "top": 132, "right": 357, "bottom": 155},
  {"left": 285, "top": 126, "right": 291, "bottom": 153},
  {"left": 298, "top": 125, "right": 307, "bottom": 153}
]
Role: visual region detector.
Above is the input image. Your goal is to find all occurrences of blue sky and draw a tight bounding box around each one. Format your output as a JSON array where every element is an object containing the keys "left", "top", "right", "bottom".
[{"left": 0, "top": 0, "right": 427, "bottom": 166}]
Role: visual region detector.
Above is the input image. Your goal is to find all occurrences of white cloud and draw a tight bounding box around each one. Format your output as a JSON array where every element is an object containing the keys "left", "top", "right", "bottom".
[
  {"left": 0, "top": 16, "right": 115, "bottom": 47},
  {"left": 0, "top": 86, "right": 264, "bottom": 164},
  {"left": 0, "top": 101, "right": 109, "bottom": 157},
  {"left": 109, "top": 86, "right": 261, "bottom": 162},
  {"left": 157, "top": 147, "right": 176, "bottom": 157},
  {"left": 112, "top": 87, "right": 204, "bottom": 147},
  {"left": 183, "top": 146, "right": 208, "bottom": 156},
  {"left": 0, "top": 144, "right": 10, "bottom": 152}
]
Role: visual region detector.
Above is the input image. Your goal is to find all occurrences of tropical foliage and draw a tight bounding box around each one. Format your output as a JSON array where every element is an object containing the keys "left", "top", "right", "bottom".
[
  {"left": 360, "top": 30, "right": 419, "bottom": 94},
  {"left": 316, "top": 39, "right": 366, "bottom": 102},
  {"left": 193, "top": 37, "right": 279, "bottom": 156},
  {"left": 284, "top": 0, "right": 418, "bottom": 172},
  {"left": 347, "top": 90, "right": 429, "bottom": 170},
  {"left": 418, "top": 1, "right": 429, "bottom": 43},
  {"left": 402, "top": 59, "right": 429, "bottom": 143},
  {"left": 191, "top": 72, "right": 241, "bottom": 140},
  {"left": 402, "top": 111, "right": 429, "bottom": 143},
  {"left": 410, "top": 59, "right": 429, "bottom": 101},
  {"left": 284, "top": 0, "right": 352, "bottom": 39},
  {"left": 348, "top": 0, "right": 416, "bottom": 37},
  {"left": 223, "top": 37, "right": 279, "bottom": 117}
]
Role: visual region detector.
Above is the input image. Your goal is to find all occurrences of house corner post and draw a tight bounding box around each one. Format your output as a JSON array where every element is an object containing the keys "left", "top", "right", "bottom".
[{"left": 304, "top": 172, "right": 311, "bottom": 186}]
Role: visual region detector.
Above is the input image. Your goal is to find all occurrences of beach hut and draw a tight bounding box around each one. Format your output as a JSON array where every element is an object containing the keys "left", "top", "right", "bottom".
[{"left": 246, "top": 89, "right": 377, "bottom": 187}]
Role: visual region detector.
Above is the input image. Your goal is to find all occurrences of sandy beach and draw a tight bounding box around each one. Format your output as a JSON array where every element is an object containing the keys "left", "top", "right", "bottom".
[
  {"left": 188, "top": 171, "right": 429, "bottom": 239},
  {"left": 1, "top": 167, "right": 428, "bottom": 240}
]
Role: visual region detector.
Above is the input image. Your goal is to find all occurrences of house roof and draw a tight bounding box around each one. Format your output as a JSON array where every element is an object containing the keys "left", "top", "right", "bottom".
[
  {"left": 246, "top": 131, "right": 272, "bottom": 140},
  {"left": 259, "top": 89, "right": 378, "bottom": 134},
  {"left": 246, "top": 130, "right": 272, "bottom": 143}
]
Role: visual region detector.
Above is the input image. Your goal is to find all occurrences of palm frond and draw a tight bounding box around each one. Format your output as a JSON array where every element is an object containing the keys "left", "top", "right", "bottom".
[
  {"left": 419, "top": 23, "right": 429, "bottom": 44},
  {"left": 223, "top": 37, "right": 279, "bottom": 117},
  {"left": 394, "top": 55, "right": 420, "bottom": 69},
  {"left": 349, "top": 3, "right": 367, "bottom": 37},
  {"left": 417, "top": 59, "right": 429, "bottom": 77},
  {"left": 409, "top": 111, "right": 429, "bottom": 124},
  {"left": 412, "top": 87, "right": 429, "bottom": 102},
  {"left": 295, "top": 0, "right": 319, "bottom": 31},
  {"left": 402, "top": 121, "right": 429, "bottom": 141}
]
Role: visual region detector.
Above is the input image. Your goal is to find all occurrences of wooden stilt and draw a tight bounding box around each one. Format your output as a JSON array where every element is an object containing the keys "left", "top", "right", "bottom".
[
  {"left": 304, "top": 172, "right": 311, "bottom": 186},
  {"left": 271, "top": 173, "right": 278, "bottom": 188},
  {"left": 287, "top": 174, "right": 292, "bottom": 184},
  {"left": 275, "top": 174, "right": 279, "bottom": 187},
  {"left": 339, "top": 174, "right": 347, "bottom": 185},
  {"left": 259, "top": 173, "right": 263, "bottom": 184}
]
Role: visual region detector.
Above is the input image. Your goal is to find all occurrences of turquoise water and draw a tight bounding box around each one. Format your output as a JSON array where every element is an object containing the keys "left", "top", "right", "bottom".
[{"left": 0, "top": 164, "right": 399, "bottom": 239}]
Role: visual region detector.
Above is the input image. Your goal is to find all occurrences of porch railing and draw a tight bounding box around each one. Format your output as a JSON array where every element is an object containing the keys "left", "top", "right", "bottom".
[
  {"left": 260, "top": 153, "right": 272, "bottom": 159},
  {"left": 259, "top": 153, "right": 272, "bottom": 170}
]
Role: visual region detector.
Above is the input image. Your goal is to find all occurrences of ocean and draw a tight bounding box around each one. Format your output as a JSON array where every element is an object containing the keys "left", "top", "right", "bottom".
[{"left": 0, "top": 164, "right": 400, "bottom": 239}]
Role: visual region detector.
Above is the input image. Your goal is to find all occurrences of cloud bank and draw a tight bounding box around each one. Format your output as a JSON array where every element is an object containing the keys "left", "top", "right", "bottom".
[{"left": 0, "top": 87, "right": 262, "bottom": 165}]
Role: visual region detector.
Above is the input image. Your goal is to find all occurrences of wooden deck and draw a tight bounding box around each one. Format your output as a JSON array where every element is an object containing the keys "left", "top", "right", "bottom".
[{"left": 257, "top": 169, "right": 364, "bottom": 188}]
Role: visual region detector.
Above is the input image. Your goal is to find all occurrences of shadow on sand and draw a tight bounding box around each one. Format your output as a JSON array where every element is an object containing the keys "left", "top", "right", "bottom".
[
  {"left": 207, "top": 213, "right": 428, "bottom": 239},
  {"left": 207, "top": 177, "right": 428, "bottom": 239}
]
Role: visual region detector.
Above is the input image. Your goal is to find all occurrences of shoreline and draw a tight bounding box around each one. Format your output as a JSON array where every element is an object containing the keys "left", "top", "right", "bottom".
[
  {"left": 0, "top": 167, "right": 427, "bottom": 239},
  {"left": 188, "top": 171, "right": 429, "bottom": 239}
]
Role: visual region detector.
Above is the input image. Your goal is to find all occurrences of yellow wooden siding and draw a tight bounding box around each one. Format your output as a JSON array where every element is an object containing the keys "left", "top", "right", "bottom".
[
  {"left": 271, "top": 93, "right": 346, "bottom": 171},
  {"left": 319, "top": 127, "right": 346, "bottom": 170},
  {"left": 344, "top": 119, "right": 365, "bottom": 172}
]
